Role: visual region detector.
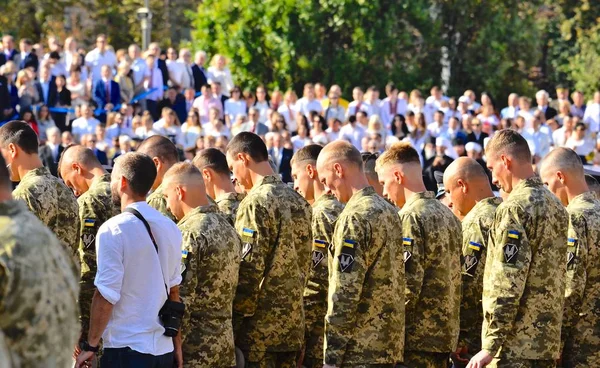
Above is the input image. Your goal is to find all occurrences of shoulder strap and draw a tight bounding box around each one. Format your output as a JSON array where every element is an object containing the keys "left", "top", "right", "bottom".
[{"left": 124, "top": 207, "right": 169, "bottom": 297}]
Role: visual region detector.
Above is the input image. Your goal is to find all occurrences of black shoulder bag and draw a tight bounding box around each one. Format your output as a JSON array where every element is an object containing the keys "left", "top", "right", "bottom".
[{"left": 124, "top": 208, "right": 185, "bottom": 337}]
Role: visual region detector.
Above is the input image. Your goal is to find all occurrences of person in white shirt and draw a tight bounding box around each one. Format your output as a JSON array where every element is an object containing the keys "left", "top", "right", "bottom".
[
  {"left": 72, "top": 104, "right": 101, "bottom": 143},
  {"left": 380, "top": 83, "right": 408, "bottom": 129},
  {"left": 346, "top": 87, "right": 368, "bottom": 118},
  {"left": 552, "top": 115, "right": 574, "bottom": 147},
  {"left": 425, "top": 85, "right": 449, "bottom": 111},
  {"left": 339, "top": 115, "right": 366, "bottom": 149},
  {"left": 464, "top": 90, "right": 481, "bottom": 112},
  {"left": 296, "top": 83, "right": 323, "bottom": 118},
  {"left": 565, "top": 123, "right": 595, "bottom": 162},
  {"left": 277, "top": 90, "right": 299, "bottom": 132},
  {"left": 325, "top": 118, "right": 343, "bottom": 142},
  {"left": 583, "top": 91, "right": 600, "bottom": 134},
  {"left": 322, "top": 90, "right": 345, "bottom": 123},
  {"left": 153, "top": 107, "right": 184, "bottom": 148},
  {"left": 128, "top": 44, "right": 147, "bottom": 91},
  {"left": 165, "top": 47, "right": 185, "bottom": 89},
  {"left": 517, "top": 96, "right": 534, "bottom": 128},
  {"left": 177, "top": 48, "right": 194, "bottom": 91},
  {"left": 206, "top": 54, "right": 234, "bottom": 98},
  {"left": 224, "top": 86, "right": 246, "bottom": 126},
  {"left": 106, "top": 112, "right": 135, "bottom": 141},
  {"left": 501, "top": 93, "right": 520, "bottom": 119},
  {"left": 427, "top": 110, "right": 448, "bottom": 138},
  {"left": 290, "top": 117, "right": 313, "bottom": 151},
  {"left": 85, "top": 34, "right": 117, "bottom": 82},
  {"left": 518, "top": 115, "right": 551, "bottom": 164},
  {"left": 74, "top": 152, "right": 183, "bottom": 368},
  {"left": 362, "top": 86, "right": 381, "bottom": 117},
  {"left": 253, "top": 85, "right": 271, "bottom": 123},
  {"left": 144, "top": 54, "right": 165, "bottom": 121}
]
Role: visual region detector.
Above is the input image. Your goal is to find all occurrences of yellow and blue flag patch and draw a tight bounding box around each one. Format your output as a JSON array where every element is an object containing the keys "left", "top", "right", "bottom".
[
  {"left": 343, "top": 239, "right": 356, "bottom": 248},
  {"left": 242, "top": 228, "right": 256, "bottom": 237},
  {"left": 567, "top": 238, "right": 577, "bottom": 246},
  {"left": 508, "top": 230, "right": 519, "bottom": 239},
  {"left": 84, "top": 219, "right": 96, "bottom": 227},
  {"left": 402, "top": 237, "right": 413, "bottom": 246},
  {"left": 314, "top": 239, "right": 327, "bottom": 248},
  {"left": 468, "top": 241, "right": 482, "bottom": 251},
  {"left": 181, "top": 250, "right": 188, "bottom": 259}
]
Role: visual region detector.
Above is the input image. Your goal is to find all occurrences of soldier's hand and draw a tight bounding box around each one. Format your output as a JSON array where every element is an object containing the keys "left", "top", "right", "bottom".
[
  {"left": 75, "top": 350, "right": 95, "bottom": 368},
  {"left": 466, "top": 350, "right": 492, "bottom": 368},
  {"left": 451, "top": 345, "right": 470, "bottom": 364}
]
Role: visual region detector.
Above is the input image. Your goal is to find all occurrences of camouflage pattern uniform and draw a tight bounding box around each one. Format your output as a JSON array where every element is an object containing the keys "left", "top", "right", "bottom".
[
  {"left": 303, "top": 194, "right": 344, "bottom": 367},
  {"left": 147, "top": 183, "right": 177, "bottom": 222},
  {"left": 325, "top": 186, "right": 405, "bottom": 366},
  {"left": 398, "top": 191, "right": 461, "bottom": 368},
  {"left": 0, "top": 200, "right": 79, "bottom": 367},
  {"left": 178, "top": 204, "right": 241, "bottom": 368},
  {"left": 215, "top": 191, "right": 246, "bottom": 226},
  {"left": 13, "top": 166, "right": 80, "bottom": 259},
  {"left": 482, "top": 177, "right": 568, "bottom": 367},
  {"left": 233, "top": 175, "right": 312, "bottom": 368},
  {"left": 459, "top": 197, "right": 501, "bottom": 353},
  {"left": 77, "top": 173, "right": 118, "bottom": 340},
  {"left": 561, "top": 192, "right": 600, "bottom": 367}
]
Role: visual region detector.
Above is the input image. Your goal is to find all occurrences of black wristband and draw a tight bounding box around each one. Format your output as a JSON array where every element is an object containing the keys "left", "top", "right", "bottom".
[{"left": 80, "top": 340, "right": 99, "bottom": 353}]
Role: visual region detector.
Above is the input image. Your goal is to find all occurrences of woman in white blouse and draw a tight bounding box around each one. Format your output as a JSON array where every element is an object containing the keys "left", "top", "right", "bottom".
[
  {"left": 224, "top": 86, "right": 246, "bottom": 126},
  {"left": 153, "top": 107, "right": 184, "bottom": 148},
  {"left": 207, "top": 54, "right": 234, "bottom": 97},
  {"left": 253, "top": 85, "right": 271, "bottom": 123},
  {"left": 181, "top": 110, "right": 203, "bottom": 151},
  {"left": 66, "top": 67, "right": 88, "bottom": 106}
]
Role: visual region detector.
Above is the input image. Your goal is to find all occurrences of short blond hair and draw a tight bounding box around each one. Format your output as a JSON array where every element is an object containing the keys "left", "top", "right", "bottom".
[
  {"left": 375, "top": 142, "right": 420, "bottom": 170},
  {"left": 485, "top": 129, "right": 531, "bottom": 162}
]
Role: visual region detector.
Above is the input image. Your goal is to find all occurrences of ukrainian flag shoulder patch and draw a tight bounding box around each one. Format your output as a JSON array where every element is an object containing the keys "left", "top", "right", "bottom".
[
  {"left": 84, "top": 219, "right": 96, "bottom": 227},
  {"left": 468, "top": 241, "right": 482, "bottom": 251},
  {"left": 508, "top": 230, "right": 520, "bottom": 239},
  {"left": 182, "top": 250, "right": 188, "bottom": 259},
  {"left": 343, "top": 239, "right": 356, "bottom": 248},
  {"left": 314, "top": 239, "right": 327, "bottom": 248},
  {"left": 567, "top": 238, "right": 577, "bottom": 246},
  {"left": 402, "top": 237, "right": 413, "bottom": 246},
  {"left": 242, "top": 228, "right": 256, "bottom": 237}
]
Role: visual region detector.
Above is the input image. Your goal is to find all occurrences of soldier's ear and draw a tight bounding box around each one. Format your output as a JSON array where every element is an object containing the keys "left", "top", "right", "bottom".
[
  {"left": 7, "top": 143, "right": 17, "bottom": 158},
  {"left": 458, "top": 178, "right": 467, "bottom": 193},
  {"left": 201, "top": 168, "right": 211, "bottom": 182},
  {"left": 333, "top": 162, "right": 343, "bottom": 178},
  {"left": 500, "top": 154, "right": 511, "bottom": 169},
  {"left": 175, "top": 185, "right": 184, "bottom": 200},
  {"left": 557, "top": 171, "right": 565, "bottom": 184},
  {"left": 393, "top": 169, "right": 402, "bottom": 184},
  {"left": 306, "top": 164, "right": 316, "bottom": 179}
]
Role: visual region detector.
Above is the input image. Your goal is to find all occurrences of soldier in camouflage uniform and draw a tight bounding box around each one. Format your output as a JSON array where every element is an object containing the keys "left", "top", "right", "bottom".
[
  {"left": 0, "top": 121, "right": 80, "bottom": 259},
  {"left": 467, "top": 130, "right": 568, "bottom": 368},
  {"left": 59, "top": 145, "right": 119, "bottom": 342},
  {"left": 290, "top": 145, "right": 344, "bottom": 368},
  {"left": 443, "top": 157, "right": 502, "bottom": 367},
  {"left": 137, "top": 135, "right": 179, "bottom": 221},
  {"left": 0, "top": 153, "right": 80, "bottom": 368},
  {"left": 376, "top": 142, "right": 461, "bottom": 368},
  {"left": 193, "top": 148, "right": 246, "bottom": 225},
  {"left": 162, "top": 163, "right": 241, "bottom": 367},
  {"left": 226, "top": 132, "right": 312, "bottom": 368},
  {"left": 317, "top": 141, "right": 405, "bottom": 367},
  {"left": 540, "top": 148, "right": 600, "bottom": 367}
]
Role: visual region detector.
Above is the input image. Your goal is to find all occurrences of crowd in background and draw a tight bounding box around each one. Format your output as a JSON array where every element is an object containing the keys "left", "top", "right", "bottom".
[{"left": 1, "top": 33, "right": 600, "bottom": 181}]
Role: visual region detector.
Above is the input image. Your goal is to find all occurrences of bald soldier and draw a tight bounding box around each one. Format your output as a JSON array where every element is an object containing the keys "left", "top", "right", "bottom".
[
  {"left": 540, "top": 148, "right": 600, "bottom": 367},
  {"left": 375, "top": 142, "right": 461, "bottom": 368},
  {"left": 0, "top": 121, "right": 80, "bottom": 258},
  {"left": 467, "top": 130, "right": 568, "bottom": 368},
  {"left": 59, "top": 145, "right": 119, "bottom": 342},
  {"left": 226, "top": 132, "right": 312, "bottom": 368},
  {"left": 193, "top": 148, "right": 245, "bottom": 225},
  {"left": 0, "top": 150, "right": 80, "bottom": 367},
  {"left": 162, "top": 162, "right": 241, "bottom": 367},
  {"left": 317, "top": 141, "right": 405, "bottom": 367},
  {"left": 443, "top": 157, "right": 502, "bottom": 366},
  {"left": 137, "top": 135, "right": 179, "bottom": 221},
  {"left": 290, "top": 144, "right": 344, "bottom": 368}
]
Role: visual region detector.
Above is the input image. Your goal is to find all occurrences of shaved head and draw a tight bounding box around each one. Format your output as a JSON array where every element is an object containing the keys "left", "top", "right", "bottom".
[
  {"left": 316, "top": 141, "right": 367, "bottom": 203},
  {"left": 59, "top": 144, "right": 102, "bottom": 172},
  {"left": 541, "top": 147, "right": 584, "bottom": 178},
  {"left": 59, "top": 144, "right": 106, "bottom": 196},
  {"left": 443, "top": 157, "right": 494, "bottom": 219},
  {"left": 163, "top": 162, "right": 206, "bottom": 187},
  {"left": 162, "top": 162, "right": 208, "bottom": 220},
  {"left": 540, "top": 147, "right": 586, "bottom": 206},
  {"left": 317, "top": 140, "right": 363, "bottom": 170}
]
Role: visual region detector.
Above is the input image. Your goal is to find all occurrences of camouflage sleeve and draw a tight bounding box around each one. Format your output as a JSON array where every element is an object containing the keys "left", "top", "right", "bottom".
[
  {"left": 77, "top": 198, "right": 101, "bottom": 340},
  {"left": 324, "top": 214, "right": 368, "bottom": 366},
  {"left": 459, "top": 222, "right": 486, "bottom": 349},
  {"left": 401, "top": 212, "right": 426, "bottom": 320},
  {"left": 179, "top": 230, "right": 203, "bottom": 338},
  {"left": 232, "top": 200, "right": 271, "bottom": 336},
  {"left": 561, "top": 214, "right": 588, "bottom": 351},
  {"left": 481, "top": 205, "right": 531, "bottom": 356},
  {"left": 13, "top": 188, "right": 43, "bottom": 221}
]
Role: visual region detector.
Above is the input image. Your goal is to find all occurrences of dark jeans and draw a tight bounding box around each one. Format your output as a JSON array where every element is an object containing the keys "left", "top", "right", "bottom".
[{"left": 100, "top": 347, "right": 174, "bottom": 368}]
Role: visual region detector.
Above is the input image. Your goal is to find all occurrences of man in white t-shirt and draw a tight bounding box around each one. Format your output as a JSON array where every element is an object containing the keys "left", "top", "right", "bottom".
[
  {"left": 71, "top": 104, "right": 101, "bottom": 143},
  {"left": 85, "top": 34, "right": 117, "bottom": 82},
  {"left": 296, "top": 83, "right": 323, "bottom": 118},
  {"left": 340, "top": 115, "right": 366, "bottom": 149},
  {"left": 75, "top": 152, "right": 183, "bottom": 368}
]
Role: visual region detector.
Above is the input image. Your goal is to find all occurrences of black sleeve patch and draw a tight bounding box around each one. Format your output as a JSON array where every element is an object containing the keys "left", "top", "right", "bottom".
[
  {"left": 567, "top": 238, "right": 578, "bottom": 270},
  {"left": 338, "top": 239, "right": 356, "bottom": 273},
  {"left": 502, "top": 230, "right": 520, "bottom": 264}
]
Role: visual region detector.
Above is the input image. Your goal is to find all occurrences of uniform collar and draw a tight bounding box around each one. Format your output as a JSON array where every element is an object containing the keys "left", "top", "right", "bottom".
[
  {"left": 568, "top": 191, "right": 597, "bottom": 208},
  {"left": 178, "top": 203, "right": 218, "bottom": 225},
  {"left": 346, "top": 186, "right": 376, "bottom": 206},
  {"left": 20, "top": 166, "right": 50, "bottom": 182},
  {"left": 404, "top": 191, "right": 435, "bottom": 208},
  {"left": 313, "top": 192, "right": 336, "bottom": 207},
  {"left": 216, "top": 191, "right": 245, "bottom": 203},
  {"left": 90, "top": 173, "right": 111, "bottom": 190},
  {"left": 249, "top": 175, "right": 282, "bottom": 195},
  {"left": 512, "top": 176, "right": 543, "bottom": 193}
]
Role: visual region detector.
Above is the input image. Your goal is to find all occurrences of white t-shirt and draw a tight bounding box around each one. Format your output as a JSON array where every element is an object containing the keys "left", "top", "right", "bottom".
[
  {"left": 85, "top": 48, "right": 117, "bottom": 82},
  {"left": 224, "top": 99, "right": 247, "bottom": 123},
  {"left": 72, "top": 117, "right": 101, "bottom": 140},
  {"left": 296, "top": 97, "right": 323, "bottom": 118},
  {"left": 339, "top": 123, "right": 366, "bottom": 150},
  {"left": 95, "top": 202, "right": 182, "bottom": 355},
  {"left": 277, "top": 104, "right": 298, "bottom": 132}
]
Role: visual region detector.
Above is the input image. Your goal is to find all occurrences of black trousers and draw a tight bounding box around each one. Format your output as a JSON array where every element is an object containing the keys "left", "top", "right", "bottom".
[{"left": 101, "top": 347, "right": 174, "bottom": 368}]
